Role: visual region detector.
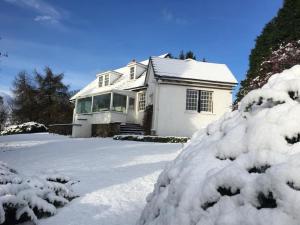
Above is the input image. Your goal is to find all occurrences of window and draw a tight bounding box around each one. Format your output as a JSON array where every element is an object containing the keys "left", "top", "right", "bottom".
[
  {"left": 186, "top": 89, "right": 198, "bottom": 111},
  {"left": 104, "top": 74, "right": 110, "bottom": 86},
  {"left": 112, "top": 93, "right": 127, "bottom": 113},
  {"left": 186, "top": 89, "right": 213, "bottom": 113},
  {"left": 130, "top": 67, "right": 135, "bottom": 79},
  {"left": 76, "top": 97, "right": 92, "bottom": 114},
  {"left": 92, "top": 93, "right": 111, "bottom": 112},
  {"left": 129, "top": 97, "right": 135, "bottom": 110},
  {"left": 200, "top": 91, "right": 213, "bottom": 112},
  {"left": 98, "top": 76, "right": 103, "bottom": 87},
  {"left": 138, "top": 92, "right": 145, "bottom": 111}
]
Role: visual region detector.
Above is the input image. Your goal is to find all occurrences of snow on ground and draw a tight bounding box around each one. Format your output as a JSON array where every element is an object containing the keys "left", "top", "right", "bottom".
[{"left": 0, "top": 133, "right": 182, "bottom": 225}]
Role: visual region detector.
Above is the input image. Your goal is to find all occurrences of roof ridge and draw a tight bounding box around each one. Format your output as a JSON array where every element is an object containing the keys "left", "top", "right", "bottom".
[{"left": 151, "top": 56, "right": 226, "bottom": 65}]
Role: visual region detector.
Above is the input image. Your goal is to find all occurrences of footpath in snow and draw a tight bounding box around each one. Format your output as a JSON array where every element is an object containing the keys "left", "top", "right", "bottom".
[{"left": 0, "top": 133, "right": 182, "bottom": 225}]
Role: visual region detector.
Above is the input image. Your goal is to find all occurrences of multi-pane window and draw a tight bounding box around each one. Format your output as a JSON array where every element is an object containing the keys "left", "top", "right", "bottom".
[
  {"left": 98, "top": 76, "right": 103, "bottom": 87},
  {"left": 186, "top": 89, "right": 198, "bottom": 111},
  {"left": 76, "top": 97, "right": 92, "bottom": 114},
  {"left": 130, "top": 67, "right": 135, "bottom": 79},
  {"left": 104, "top": 74, "right": 110, "bottom": 86},
  {"left": 92, "top": 93, "right": 111, "bottom": 112},
  {"left": 112, "top": 93, "right": 127, "bottom": 113},
  {"left": 186, "top": 89, "right": 213, "bottom": 113},
  {"left": 138, "top": 92, "right": 145, "bottom": 111},
  {"left": 200, "top": 91, "right": 213, "bottom": 112}
]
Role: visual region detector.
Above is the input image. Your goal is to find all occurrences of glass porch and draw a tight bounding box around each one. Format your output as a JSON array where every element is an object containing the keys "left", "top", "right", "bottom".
[{"left": 76, "top": 90, "right": 135, "bottom": 114}]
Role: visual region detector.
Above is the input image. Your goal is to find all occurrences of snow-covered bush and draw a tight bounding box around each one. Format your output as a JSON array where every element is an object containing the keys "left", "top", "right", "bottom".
[
  {"left": 113, "top": 135, "right": 189, "bottom": 143},
  {"left": 0, "top": 122, "right": 48, "bottom": 136},
  {"left": 0, "top": 162, "right": 78, "bottom": 225},
  {"left": 137, "top": 65, "right": 300, "bottom": 225}
]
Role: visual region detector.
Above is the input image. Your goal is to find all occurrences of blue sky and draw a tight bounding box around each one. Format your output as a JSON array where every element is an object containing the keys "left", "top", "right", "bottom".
[{"left": 0, "top": 0, "right": 283, "bottom": 96}]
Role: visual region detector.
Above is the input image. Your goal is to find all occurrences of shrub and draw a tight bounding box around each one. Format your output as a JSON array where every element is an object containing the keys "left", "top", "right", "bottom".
[
  {"left": 113, "top": 135, "right": 189, "bottom": 143},
  {"left": 0, "top": 162, "right": 78, "bottom": 225},
  {"left": 0, "top": 122, "right": 48, "bottom": 136}
]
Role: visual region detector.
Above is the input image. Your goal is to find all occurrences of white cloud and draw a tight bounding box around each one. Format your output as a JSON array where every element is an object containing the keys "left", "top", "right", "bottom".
[
  {"left": 162, "top": 9, "right": 187, "bottom": 25},
  {"left": 34, "top": 15, "right": 58, "bottom": 24},
  {"left": 4, "top": 0, "right": 63, "bottom": 24}
]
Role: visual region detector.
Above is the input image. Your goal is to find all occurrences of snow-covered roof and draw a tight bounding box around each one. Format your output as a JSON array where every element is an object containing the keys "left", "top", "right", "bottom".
[
  {"left": 70, "top": 53, "right": 237, "bottom": 100},
  {"left": 70, "top": 54, "right": 169, "bottom": 100},
  {"left": 151, "top": 57, "right": 238, "bottom": 84}
]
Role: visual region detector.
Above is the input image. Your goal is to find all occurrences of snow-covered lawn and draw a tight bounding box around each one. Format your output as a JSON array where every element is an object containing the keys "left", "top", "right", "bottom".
[{"left": 0, "top": 133, "right": 182, "bottom": 225}]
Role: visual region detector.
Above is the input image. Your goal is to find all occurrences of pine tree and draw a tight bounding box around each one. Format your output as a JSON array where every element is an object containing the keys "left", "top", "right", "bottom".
[
  {"left": 179, "top": 50, "right": 185, "bottom": 59},
  {"left": 12, "top": 71, "right": 38, "bottom": 123},
  {"left": 177, "top": 50, "right": 197, "bottom": 60},
  {"left": 11, "top": 67, "right": 74, "bottom": 125},
  {"left": 235, "top": 0, "right": 300, "bottom": 105},
  {"left": 185, "top": 50, "right": 196, "bottom": 60},
  {"left": 34, "top": 67, "right": 73, "bottom": 125}
]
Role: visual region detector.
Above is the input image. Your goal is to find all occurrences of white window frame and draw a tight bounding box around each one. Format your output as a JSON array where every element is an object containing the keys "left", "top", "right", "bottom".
[
  {"left": 104, "top": 74, "right": 110, "bottom": 86},
  {"left": 98, "top": 76, "right": 103, "bottom": 87},
  {"left": 130, "top": 67, "right": 135, "bottom": 80},
  {"left": 200, "top": 90, "right": 213, "bottom": 113},
  {"left": 185, "top": 89, "right": 213, "bottom": 113},
  {"left": 138, "top": 92, "right": 146, "bottom": 111},
  {"left": 186, "top": 89, "right": 198, "bottom": 111}
]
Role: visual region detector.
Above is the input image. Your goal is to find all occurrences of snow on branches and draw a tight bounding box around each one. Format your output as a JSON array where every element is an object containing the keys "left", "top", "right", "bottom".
[
  {"left": 0, "top": 122, "right": 48, "bottom": 136},
  {"left": 0, "top": 162, "right": 78, "bottom": 225},
  {"left": 138, "top": 65, "right": 300, "bottom": 225}
]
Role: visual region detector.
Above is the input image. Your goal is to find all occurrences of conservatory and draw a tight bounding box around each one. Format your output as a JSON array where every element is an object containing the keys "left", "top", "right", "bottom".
[{"left": 72, "top": 89, "right": 139, "bottom": 137}]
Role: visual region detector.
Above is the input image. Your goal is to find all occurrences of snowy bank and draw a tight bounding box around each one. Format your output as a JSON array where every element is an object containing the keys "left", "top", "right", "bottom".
[
  {"left": 137, "top": 65, "right": 300, "bottom": 225},
  {"left": 0, "top": 161, "right": 77, "bottom": 225},
  {"left": 1, "top": 122, "right": 48, "bottom": 136}
]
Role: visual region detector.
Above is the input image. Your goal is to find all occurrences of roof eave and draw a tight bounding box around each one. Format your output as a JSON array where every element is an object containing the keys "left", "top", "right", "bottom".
[{"left": 155, "top": 75, "right": 238, "bottom": 86}]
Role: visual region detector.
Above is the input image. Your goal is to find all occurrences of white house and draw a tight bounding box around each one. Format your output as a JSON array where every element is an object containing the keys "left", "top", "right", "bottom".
[{"left": 70, "top": 53, "right": 238, "bottom": 138}]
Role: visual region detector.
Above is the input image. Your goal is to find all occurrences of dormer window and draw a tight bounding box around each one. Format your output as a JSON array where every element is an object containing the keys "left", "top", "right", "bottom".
[
  {"left": 99, "top": 76, "right": 103, "bottom": 87},
  {"left": 130, "top": 67, "right": 135, "bottom": 79},
  {"left": 98, "top": 74, "right": 110, "bottom": 87},
  {"left": 104, "top": 74, "right": 110, "bottom": 86}
]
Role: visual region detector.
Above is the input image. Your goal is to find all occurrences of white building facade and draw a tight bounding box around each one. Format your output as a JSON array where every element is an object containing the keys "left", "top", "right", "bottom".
[{"left": 70, "top": 54, "right": 238, "bottom": 138}]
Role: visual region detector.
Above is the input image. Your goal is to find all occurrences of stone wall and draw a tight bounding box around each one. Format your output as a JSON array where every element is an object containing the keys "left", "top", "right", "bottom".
[{"left": 91, "top": 123, "right": 120, "bottom": 137}]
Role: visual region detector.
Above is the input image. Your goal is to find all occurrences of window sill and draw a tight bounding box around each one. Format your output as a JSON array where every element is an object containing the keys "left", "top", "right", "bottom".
[
  {"left": 110, "top": 110, "right": 127, "bottom": 114},
  {"left": 92, "top": 111, "right": 110, "bottom": 114},
  {"left": 184, "top": 110, "right": 215, "bottom": 115},
  {"left": 76, "top": 113, "right": 92, "bottom": 115}
]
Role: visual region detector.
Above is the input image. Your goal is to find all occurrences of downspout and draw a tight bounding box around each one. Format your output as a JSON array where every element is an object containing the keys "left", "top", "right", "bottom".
[{"left": 153, "top": 79, "right": 161, "bottom": 135}]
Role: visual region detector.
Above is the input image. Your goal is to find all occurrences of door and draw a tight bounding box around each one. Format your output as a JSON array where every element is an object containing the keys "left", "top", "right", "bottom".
[{"left": 127, "top": 97, "right": 136, "bottom": 123}]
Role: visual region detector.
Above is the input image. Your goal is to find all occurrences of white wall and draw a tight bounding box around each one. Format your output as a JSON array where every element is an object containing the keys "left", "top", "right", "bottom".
[
  {"left": 72, "top": 111, "right": 127, "bottom": 138},
  {"left": 154, "top": 84, "right": 233, "bottom": 137}
]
